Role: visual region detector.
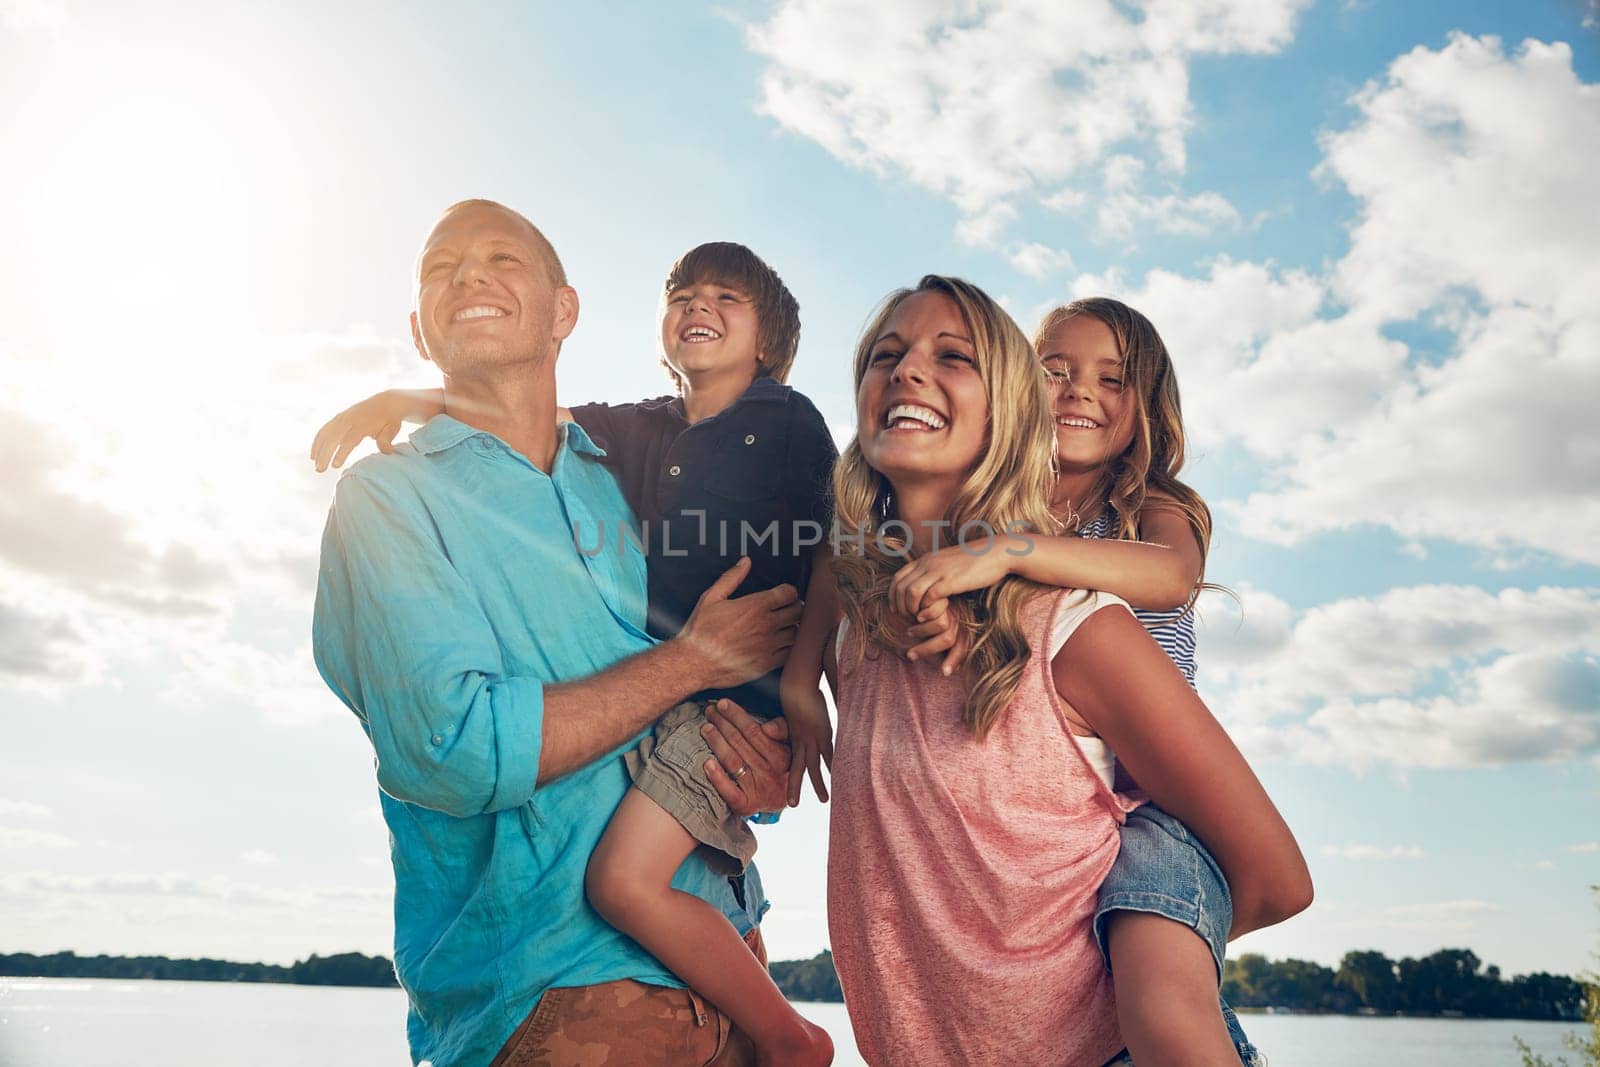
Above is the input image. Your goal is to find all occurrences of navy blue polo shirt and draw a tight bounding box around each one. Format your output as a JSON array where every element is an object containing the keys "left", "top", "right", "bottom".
[{"left": 569, "top": 374, "right": 838, "bottom": 720}]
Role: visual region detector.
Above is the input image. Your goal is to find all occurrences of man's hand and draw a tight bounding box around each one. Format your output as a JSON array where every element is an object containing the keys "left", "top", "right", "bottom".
[
  {"left": 674, "top": 558, "right": 802, "bottom": 691},
  {"left": 700, "top": 700, "right": 793, "bottom": 817},
  {"left": 779, "top": 680, "right": 833, "bottom": 806}
]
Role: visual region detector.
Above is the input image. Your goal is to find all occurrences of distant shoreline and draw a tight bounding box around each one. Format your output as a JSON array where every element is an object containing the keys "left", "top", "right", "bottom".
[{"left": 3, "top": 947, "right": 1589, "bottom": 1024}]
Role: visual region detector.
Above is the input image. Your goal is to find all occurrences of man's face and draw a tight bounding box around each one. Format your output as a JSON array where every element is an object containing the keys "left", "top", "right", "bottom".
[{"left": 410, "top": 203, "right": 573, "bottom": 377}]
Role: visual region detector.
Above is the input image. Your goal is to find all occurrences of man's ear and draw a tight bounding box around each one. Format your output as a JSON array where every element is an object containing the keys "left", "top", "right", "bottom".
[
  {"left": 553, "top": 286, "right": 580, "bottom": 344},
  {"left": 410, "top": 311, "right": 432, "bottom": 364}
]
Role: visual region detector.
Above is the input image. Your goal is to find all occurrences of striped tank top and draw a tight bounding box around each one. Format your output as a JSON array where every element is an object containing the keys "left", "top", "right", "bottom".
[{"left": 1079, "top": 511, "right": 1198, "bottom": 684}]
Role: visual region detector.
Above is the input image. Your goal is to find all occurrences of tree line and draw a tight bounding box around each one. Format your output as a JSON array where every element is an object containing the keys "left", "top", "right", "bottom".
[
  {"left": 2, "top": 944, "right": 1588, "bottom": 1021},
  {"left": 0, "top": 950, "right": 398, "bottom": 988},
  {"left": 1222, "top": 949, "right": 1586, "bottom": 1021}
]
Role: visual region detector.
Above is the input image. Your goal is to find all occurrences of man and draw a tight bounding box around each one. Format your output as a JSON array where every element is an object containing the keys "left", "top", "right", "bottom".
[{"left": 313, "top": 199, "right": 800, "bottom": 1066}]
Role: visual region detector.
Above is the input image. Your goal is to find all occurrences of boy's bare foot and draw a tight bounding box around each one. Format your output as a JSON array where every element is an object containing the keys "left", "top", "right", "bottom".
[{"left": 756, "top": 1017, "right": 834, "bottom": 1067}]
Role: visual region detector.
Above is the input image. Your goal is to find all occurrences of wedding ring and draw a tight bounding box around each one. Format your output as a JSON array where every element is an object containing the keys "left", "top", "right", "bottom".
[{"left": 731, "top": 765, "right": 750, "bottom": 781}]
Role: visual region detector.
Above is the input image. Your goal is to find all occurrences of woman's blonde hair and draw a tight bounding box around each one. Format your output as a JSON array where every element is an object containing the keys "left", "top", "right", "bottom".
[
  {"left": 832, "top": 276, "right": 1059, "bottom": 741},
  {"left": 1034, "top": 297, "right": 1213, "bottom": 606}
]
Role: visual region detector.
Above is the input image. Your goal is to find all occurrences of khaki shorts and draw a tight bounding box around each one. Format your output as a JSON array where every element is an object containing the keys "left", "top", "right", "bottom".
[
  {"left": 489, "top": 927, "right": 769, "bottom": 1066},
  {"left": 623, "top": 700, "right": 757, "bottom": 876}
]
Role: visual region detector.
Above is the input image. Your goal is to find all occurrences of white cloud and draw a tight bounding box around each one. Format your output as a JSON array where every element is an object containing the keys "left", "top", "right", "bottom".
[
  {"left": 0, "top": 324, "right": 418, "bottom": 719},
  {"left": 0, "top": 798, "right": 51, "bottom": 819},
  {"left": 0, "top": 0, "right": 66, "bottom": 35},
  {"left": 0, "top": 870, "right": 393, "bottom": 961},
  {"left": 1340, "top": 898, "right": 1502, "bottom": 933},
  {"left": 1066, "top": 35, "right": 1600, "bottom": 564},
  {"left": 745, "top": 0, "right": 1307, "bottom": 246},
  {"left": 1198, "top": 583, "right": 1600, "bottom": 770},
  {"left": 240, "top": 849, "right": 281, "bottom": 867},
  {"left": 0, "top": 827, "right": 78, "bottom": 850},
  {"left": 1320, "top": 843, "right": 1424, "bottom": 860},
  {"left": 1007, "top": 242, "right": 1074, "bottom": 279},
  {"left": 1568, "top": 842, "right": 1600, "bottom": 854}
]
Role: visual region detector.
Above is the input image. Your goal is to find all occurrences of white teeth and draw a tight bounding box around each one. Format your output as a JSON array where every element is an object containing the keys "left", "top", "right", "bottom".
[
  {"left": 682, "top": 326, "right": 721, "bottom": 342},
  {"left": 1056, "top": 416, "right": 1099, "bottom": 429},
  {"left": 885, "top": 404, "right": 946, "bottom": 430},
  {"left": 454, "top": 306, "right": 507, "bottom": 321}
]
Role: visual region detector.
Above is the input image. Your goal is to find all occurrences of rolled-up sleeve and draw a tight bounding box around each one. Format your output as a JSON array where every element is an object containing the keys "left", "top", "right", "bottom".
[{"left": 313, "top": 469, "right": 543, "bottom": 817}]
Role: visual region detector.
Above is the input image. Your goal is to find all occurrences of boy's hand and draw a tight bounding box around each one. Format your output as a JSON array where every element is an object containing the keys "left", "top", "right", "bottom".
[
  {"left": 676, "top": 559, "right": 802, "bottom": 690},
  {"left": 780, "top": 681, "right": 833, "bottom": 806},
  {"left": 888, "top": 538, "right": 1021, "bottom": 619},
  {"left": 310, "top": 390, "right": 442, "bottom": 472}
]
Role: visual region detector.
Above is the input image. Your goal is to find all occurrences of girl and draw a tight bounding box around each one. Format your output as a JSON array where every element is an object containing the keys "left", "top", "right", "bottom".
[{"left": 821, "top": 276, "right": 1310, "bottom": 1065}]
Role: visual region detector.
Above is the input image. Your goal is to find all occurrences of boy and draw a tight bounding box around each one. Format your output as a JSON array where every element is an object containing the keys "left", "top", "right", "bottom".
[{"left": 312, "top": 242, "right": 836, "bottom": 1065}]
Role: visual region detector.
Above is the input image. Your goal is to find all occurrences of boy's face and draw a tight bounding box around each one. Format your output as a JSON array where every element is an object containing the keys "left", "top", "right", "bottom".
[{"left": 660, "top": 279, "right": 762, "bottom": 390}]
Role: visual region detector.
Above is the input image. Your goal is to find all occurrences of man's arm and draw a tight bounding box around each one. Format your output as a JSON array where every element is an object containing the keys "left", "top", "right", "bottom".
[
  {"left": 537, "top": 556, "right": 800, "bottom": 781},
  {"left": 313, "top": 471, "right": 799, "bottom": 817}
]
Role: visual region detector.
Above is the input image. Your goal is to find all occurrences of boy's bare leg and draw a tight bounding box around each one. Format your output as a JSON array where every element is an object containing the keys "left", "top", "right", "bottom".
[
  {"left": 586, "top": 788, "right": 832, "bottom": 1067},
  {"left": 1107, "top": 912, "right": 1239, "bottom": 1067}
]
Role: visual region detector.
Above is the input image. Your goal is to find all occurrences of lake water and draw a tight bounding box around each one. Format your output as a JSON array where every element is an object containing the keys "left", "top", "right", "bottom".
[{"left": 0, "top": 976, "right": 1586, "bottom": 1065}]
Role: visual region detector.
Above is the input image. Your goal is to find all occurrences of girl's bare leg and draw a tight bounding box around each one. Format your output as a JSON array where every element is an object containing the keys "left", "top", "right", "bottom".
[
  {"left": 1107, "top": 911, "right": 1239, "bottom": 1067},
  {"left": 586, "top": 788, "right": 832, "bottom": 1067}
]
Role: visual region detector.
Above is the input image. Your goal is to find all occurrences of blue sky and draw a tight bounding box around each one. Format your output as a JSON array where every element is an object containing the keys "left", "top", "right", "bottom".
[{"left": 1, "top": 0, "right": 1596, "bottom": 981}]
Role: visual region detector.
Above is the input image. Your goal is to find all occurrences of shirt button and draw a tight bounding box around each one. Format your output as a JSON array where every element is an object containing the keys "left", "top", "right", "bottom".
[
  {"left": 668, "top": 465, "right": 681, "bottom": 476},
  {"left": 744, "top": 434, "right": 756, "bottom": 445},
  {"left": 431, "top": 734, "right": 444, "bottom": 746}
]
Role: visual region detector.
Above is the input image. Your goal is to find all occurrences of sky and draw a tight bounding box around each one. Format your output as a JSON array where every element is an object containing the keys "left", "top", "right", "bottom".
[{"left": 0, "top": 0, "right": 1596, "bottom": 981}]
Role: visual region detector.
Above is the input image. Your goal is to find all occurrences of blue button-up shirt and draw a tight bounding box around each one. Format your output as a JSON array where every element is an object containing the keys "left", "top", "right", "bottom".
[{"left": 313, "top": 415, "right": 767, "bottom": 1067}]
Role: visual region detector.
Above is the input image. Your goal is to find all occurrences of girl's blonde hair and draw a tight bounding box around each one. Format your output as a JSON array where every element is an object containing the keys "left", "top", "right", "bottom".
[
  {"left": 832, "top": 276, "right": 1058, "bottom": 742},
  {"left": 1034, "top": 297, "right": 1213, "bottom": 606}
]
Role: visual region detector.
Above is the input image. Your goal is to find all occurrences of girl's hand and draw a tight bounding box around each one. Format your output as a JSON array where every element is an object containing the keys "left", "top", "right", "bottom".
[
  {"left": 310, "top": 390, "right": 444, "bottom": 472},
  {"left": 888, "top": 538, "right": 1022, "bottom": 619},
  {"left": 902, "top": 596, "right": 970, "bottom": 677},
  {"left": 779, "top": 681, "right": 833, "bottom": 806}
]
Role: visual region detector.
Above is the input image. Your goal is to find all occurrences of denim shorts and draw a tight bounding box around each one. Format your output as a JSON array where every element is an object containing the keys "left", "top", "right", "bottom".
[{"left": 1094, "top": 803, "right": 1264, "bottom": 1066}]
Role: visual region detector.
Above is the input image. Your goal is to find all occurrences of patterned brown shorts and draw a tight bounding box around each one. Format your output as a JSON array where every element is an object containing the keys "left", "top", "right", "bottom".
[{"left": 488, "top": 927, "right": 770, "bottom": 1067}]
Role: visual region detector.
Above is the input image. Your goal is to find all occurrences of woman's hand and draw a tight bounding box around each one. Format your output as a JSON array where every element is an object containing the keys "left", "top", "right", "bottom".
[
  {"left": 701, "top": 699, "right": 793, "bottom": 818},
  {"left": 779, "top": 680, "right": 833, "bottom": 806},
  {"left": 309, "top": 389, "right": 445, "bottom": 472},
  {"left": 888, "top": 537, "right": 1022, "bottom": 619}
]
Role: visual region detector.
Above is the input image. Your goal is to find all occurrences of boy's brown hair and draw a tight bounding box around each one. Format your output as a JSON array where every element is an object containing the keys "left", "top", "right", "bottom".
[{"left": 661, "top": 242, "right": 801, "bottom": 392}]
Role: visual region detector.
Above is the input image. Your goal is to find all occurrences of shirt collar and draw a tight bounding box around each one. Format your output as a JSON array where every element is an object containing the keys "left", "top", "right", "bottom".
[
  {"left": 668, "top": 373, "right": 791, "bottom": 421},
  {"left": 409, "top": 413, "right": 607, "bottom": 459}
]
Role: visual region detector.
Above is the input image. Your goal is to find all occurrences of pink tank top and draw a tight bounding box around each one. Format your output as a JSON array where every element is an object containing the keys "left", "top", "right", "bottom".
[{"left": 828, "top": 588, "right": 1142, "bottom": 1066}]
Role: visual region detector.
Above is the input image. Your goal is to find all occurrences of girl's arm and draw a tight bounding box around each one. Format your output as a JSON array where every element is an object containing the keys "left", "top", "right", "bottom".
[
  {"left": 1053, "top": 604, "right": 1313, "bottom": 937},
  {"left": 888, "top": 501, "right": 1202, "bottom": 617},
  {"left": 309, "top": 388, "right": 576, "bottom": 471},
  {"left": 779, "top": 547, "right": 841, "bottom": 805}
]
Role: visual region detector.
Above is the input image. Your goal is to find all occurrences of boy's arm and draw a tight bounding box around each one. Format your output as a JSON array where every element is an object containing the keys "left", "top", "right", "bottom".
[
  {"left": 780, "top": 548, "right": 841, "bottom": 804},
  {"left": 311, "top": 390, "right": 580, "bottom": 472},
  {"left": 311, "top": 389, "right": 446, "bottom": 472}
]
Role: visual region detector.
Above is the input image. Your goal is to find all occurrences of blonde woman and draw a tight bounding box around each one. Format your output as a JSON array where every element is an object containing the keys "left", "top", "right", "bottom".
[{"left": 820, "top": 276, "right": 1311, "bottom": 1065}]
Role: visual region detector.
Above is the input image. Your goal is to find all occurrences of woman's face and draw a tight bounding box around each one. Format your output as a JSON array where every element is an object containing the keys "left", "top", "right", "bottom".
[{"left": 856, "top": 290, "right": 989, "bottom": 495}]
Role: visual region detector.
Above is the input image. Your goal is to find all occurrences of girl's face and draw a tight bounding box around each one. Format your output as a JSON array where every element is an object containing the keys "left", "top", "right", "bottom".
[
  {"left": 856, "top": 290, "right": 989, "bottom": 494},
  {"left": 1038, "top": 314, "right": 1135, "bottom": 473}
]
